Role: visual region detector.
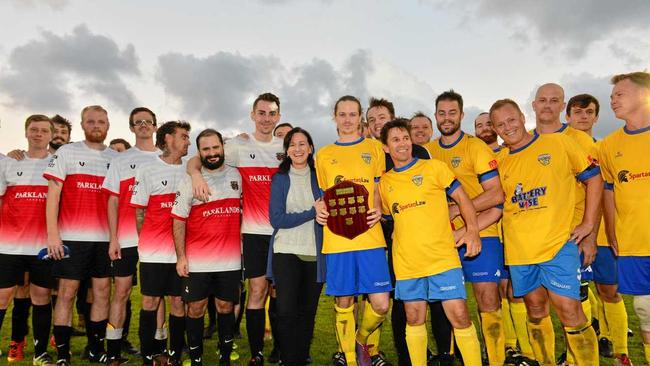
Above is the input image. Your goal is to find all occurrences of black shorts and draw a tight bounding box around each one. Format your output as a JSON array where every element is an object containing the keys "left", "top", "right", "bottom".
[
  {"left": 52, "top": 241, "right": 111, "bottom": 280},
  {"left": 110, "top": 247, "right": 139, "bottom": 278},
  {"left": 0, "top": 254, "right": 55, "bottom": 289},
  {"left": 242, "top": 234, "right": 271, "bottom": 279},
  {"left": 140, "top": 262, "right": 182, "bottom": 297},
  {"left": 182, "top": 270, "right": 241, "bottom": 303}
]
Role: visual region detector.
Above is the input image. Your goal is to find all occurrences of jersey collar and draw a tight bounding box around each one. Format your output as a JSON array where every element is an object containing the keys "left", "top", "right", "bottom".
[
  {"left": 334, "top": 136, "right": 365, "bottom": 146},
  {"left": 624, "top": 124, "right": 650, "bottom": 135},
  {"left": 509, "top": 133, "right": 539, "bottom": 154},
  {"left": 438, "top": 131, "right": 464, "bottom": 149},
  {"left": 393, "top": 158, "right": 419, "bottom": 172}
]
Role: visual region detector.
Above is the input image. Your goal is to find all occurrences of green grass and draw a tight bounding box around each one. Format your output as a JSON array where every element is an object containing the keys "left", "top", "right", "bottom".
[{"left": 0, "top": 283, "right": 645, "bottom": 365}]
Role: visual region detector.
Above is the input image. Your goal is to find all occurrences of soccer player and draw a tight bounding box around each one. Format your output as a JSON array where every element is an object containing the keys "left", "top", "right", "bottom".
[
  {"left": 0, "top": 115, "right": 55, "bottom": 365},
  {"left": 379, "top": 118, "right": 483, "bottom": 366},
  {"left": 408, "top": 112, "right": 434, "bottom": 145},
  {"left": 44, "top": 105, "right": 118, "bottom": 365},
  {"left": 109, "top": 138, "right": 131, "bottom": 152},
  {"left": 424, "top": 90, "right": 506, "bottom": 366},
  {"left": 172, "top": 128, "right": 242, "bottom": 366},
  {"left": 490, "top": 98, "right": 601, "bottom": 365},
  {"left": 101, "top": 107, "right": 160, "bottom": 364},
  {"left": 566, "top": 93, "right": 630, "bottom": 363},
  {"left": 532, "top": 83, "right": 601, "bottom": 365},
  {"left": 190, "top": 93, "right": 284, "bottom": 365},
  {"left": 474, "top": 113, "right": 499, "bottom": 152},
  {"left": 50, "top": 115, "right": 73, "bottom": 153},
  {"left": 273, "top": 123, "right": 293, "bottom": 139},
  {"left": 315, "top": 95, "right": 391, "bottom": 366},
  {"left": 131, "top": 121, "right": 191, "bottom": 366},
  {"left": 600, "top": 71, "right": 650, "bottom": 365}
]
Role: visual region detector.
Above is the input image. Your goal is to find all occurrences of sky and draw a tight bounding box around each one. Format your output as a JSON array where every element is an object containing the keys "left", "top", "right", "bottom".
[{"left": 0, "top": 0, "right": 649, "bottom": 152}]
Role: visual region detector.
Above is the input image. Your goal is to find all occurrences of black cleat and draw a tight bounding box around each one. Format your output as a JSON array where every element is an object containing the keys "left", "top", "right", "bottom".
[
  {"left": 599, "top": 337, "right": 614, "bottom": 358},
  {"left": 331, "top": 352, "right": 347, "bottom": 366}
]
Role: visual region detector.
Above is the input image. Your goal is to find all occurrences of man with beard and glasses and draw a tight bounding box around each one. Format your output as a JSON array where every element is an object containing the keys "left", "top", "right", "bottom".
[
  {"left": 43, "top": 105, "right": 118, "bottom": 365},
  {"left": 131, "top": 121, "right": 191, "bottom": 366},
  {"left": 101, "top": 107, "right": 160, "bottom": 365},
  {"left": 408, "top": 112, "right": 434, "bottom": 146},
  {"left": 424, "top": 90, "right": 507, "bottom": 366},
  {"left": 172, "top": 129, "right": 242, "bottom": 366}
]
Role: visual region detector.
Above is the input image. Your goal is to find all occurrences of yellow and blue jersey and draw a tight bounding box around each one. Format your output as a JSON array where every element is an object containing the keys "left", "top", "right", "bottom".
[
  {"left": 379, "top": 158, "right": 462, "bottom": 280},
  {"left": 315, "top": 137, "right": 386, "bottom": 254}
]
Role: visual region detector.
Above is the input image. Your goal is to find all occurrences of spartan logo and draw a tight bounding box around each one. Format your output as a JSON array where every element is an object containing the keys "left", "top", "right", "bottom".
[
  {"left": 16, "top": 171, "right": 23, "bottom": 176},
  {"left": 411, "top": 174, "right": 423, "bottom": 186},
  {"left": 618, "top": 170, "right": 630, "bottom": 183},
  {"left": 361, "top": 153, "right": 372, "bottom": 165},
  {"left": 231, "top": 181, "right": 239, "bottom": 191},
  {"left": 451, "top": 156, "right": 461, "bottom": 168},
  {"left": 391, "top": 202, "right": 400, "bottom": 214},
  {"left": 334, "top": 175, "right": 345, "bottom": 185},
  {"left": 537, "top": 153, "right": 551, "bottom": 166},
  {"left": 161, "top": 180, "right": 168, "bottom": 186},
  {"left": 276, "top": 152, "right": 285, "bottom": 161},
  {"left": 130, "top": 164, "right": 136, "bottom": 169}
]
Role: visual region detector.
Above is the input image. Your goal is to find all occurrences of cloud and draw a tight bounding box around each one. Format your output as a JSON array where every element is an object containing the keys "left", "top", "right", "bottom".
[
  {"left": 0, "top": 24, "right": 140, "bottom": 113},
  {"left": 10, "top": 0, "right": 69, "bottom": 10}
]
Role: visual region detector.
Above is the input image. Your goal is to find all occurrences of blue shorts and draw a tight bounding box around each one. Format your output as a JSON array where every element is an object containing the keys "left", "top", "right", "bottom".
[
  {"left": 592, "top": 246, "right": 618, "bottom": 285},
  {"left": 458, "top": 237, "right": 505, "bottom": 283},
  {"left": 501, "top": 266, "right": 510, "bottom": 280},
  {"left": 395, "top": 268, "right": 467, "bottom": 302},
  {"left": 617, "top": 256, "right": 650, "bottom": 295},
  {"left": 579, "top": 252, "right": 594, "bottom": 282},
  {"left": 325, "top": 248, "right": 393, "bottom": 296},
  {"left": 510, "top": 241, "right": 581, "bottom": 300}
]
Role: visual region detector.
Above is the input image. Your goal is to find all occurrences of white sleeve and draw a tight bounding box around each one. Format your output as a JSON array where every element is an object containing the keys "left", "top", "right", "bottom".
[
  {"left": 130, "top": 167, "right": 151, "bottom": 208},
  {"left": 102, "top": 157, "right": 121, "bottom": 195},
  {"left": 171, "top": 176, "right": 194, "bottom": 220},
  {"left": 224, "top": 138, "right": 240, "bottom": 167},
  {"left": 0, "top": 160, "right": 8, "bottom": 196},
  {"left": 43, "top": 146, "right": 68, "bottom": 182}
]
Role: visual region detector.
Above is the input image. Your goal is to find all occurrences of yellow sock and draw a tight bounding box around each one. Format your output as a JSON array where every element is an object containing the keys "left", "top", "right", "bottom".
[
  {"left": 454, "top": 324, "right": 482, "bottom": 366},
  {"left": 581, "top": 290, "right": 592, "bottom": 323},
  {"left": 645, "top": 343, "right": 650, "bottom": 364},
  {"left": 597, "top": 293, "right": 610, "bottom": 338},
  {"left": 334, "top": 304, "right": 357, "bottom": 365},
  {"left": 527, "top": 316, "right": 555, "bottom": 365},
  {"left": 501, "top": 299, "right": 517, "bottom": 349},
  {"left": 480, "top": 310, "right": 505, "bottom": 366},
  {"left": 405, "top": 324, "right": 428, "bottom": 366},
  {"left": 356, "top": 301, "right": 385, "bottom": 345},
  {"left": 565, "top": 322, "right": 598, "bottom": 365},
  {"left": 510, "top": 302, "right": 534, "bottom": 358},
  {"left": 588, "top": 286, "right": 598, "bottom": 319},
  {"left": 604, "top": 300, "right": 629, "bottom": 355},
  {"left": 365, "top": 321, "right": 382, "bottom": 356}
]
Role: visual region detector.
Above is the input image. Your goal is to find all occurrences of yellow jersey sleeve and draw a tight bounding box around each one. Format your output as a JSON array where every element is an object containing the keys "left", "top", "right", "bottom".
[{"left": 562, "top": 126, "right": 599, "bottom": 230}]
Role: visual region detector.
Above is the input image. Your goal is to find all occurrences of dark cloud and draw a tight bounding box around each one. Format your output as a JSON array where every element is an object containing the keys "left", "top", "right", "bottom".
[{"left": 0, "top": 24, "right": 139, "bottom": 113}]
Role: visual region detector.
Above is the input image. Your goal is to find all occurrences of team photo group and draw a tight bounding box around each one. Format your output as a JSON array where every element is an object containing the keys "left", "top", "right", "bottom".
[{"left": 0, "top": 71, "right": 649, "bottom": 366}]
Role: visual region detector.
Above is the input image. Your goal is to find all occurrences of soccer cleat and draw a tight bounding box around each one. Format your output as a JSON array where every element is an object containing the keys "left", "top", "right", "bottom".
[
  {"left": 121, "top": 340, "right": 140, "bottom": 355},
  {"left": 331, "top": 352, "right": 346, "bottom": 366},
  {"left": 371, "top": 351, "right": 392, "bottom": 366},
  {"left": 628, "top": 328, "right": 633, "bottom": 337},
  {"left": 599, "top": 337, "right": 614, "bottom": 358},
  {"left": 7, "top": 339, "right": 25, "bottom": 362},
  {"left": 55, "top": 360, "right": 71, "bottom": 366},
  {"left": 268, "top": 347, "right": 280, "bottom": 363},
  {"left": 555, "top": 351, "right": 567, "bottom": 366},
  {"left": 355, "top": 341, "right": 372, "bottom": 366},
  {"left": 248, "top": 351, "right": 264, "bottom": 365},
  {"left": 219, "top": 353, "right": 231, "bottom": 366},
  {"left": 87, "top": 350, "right": 108, "bottom": 363},
  {"left": 33, "top": 352, "right": 55, "bottom": 366},
  {"left": 614, "top": 354, "right": 633, "bottom": 366}
]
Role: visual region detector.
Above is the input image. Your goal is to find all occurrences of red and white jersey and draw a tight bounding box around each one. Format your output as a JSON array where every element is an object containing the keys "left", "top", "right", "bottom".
[
  {"left": 171, "top": 165, "right": 242, "bottom": 272},
  {"left": 43, "top": 142, "right": 117, "bottom": 242},
  {"left": 102, "top": 147, "right": 160, "bottom": 249},
  {"left": 0, "top": 155, "right": 50, "bottom": 255},
  {"left": 130, "top": 157, "right": 186, "bottom": 263},
  {"left": 225, "top": 135, "right": 283, "bottom": 235}
]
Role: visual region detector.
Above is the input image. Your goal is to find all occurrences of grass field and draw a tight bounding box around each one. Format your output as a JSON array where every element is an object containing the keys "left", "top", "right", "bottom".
[{"left": 0, "top": 283, "right": 645, "bottom": 365}]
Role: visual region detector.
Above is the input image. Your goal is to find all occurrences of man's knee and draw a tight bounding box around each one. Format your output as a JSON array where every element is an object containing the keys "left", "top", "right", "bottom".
[
  {"left": 216, "top": 299, "right": 234, "bottom": 314},
  {"left": 188, "top": 300, "right": 207, "bottom": 318},
  {"left": 596, "top": 283, "right": 622, "bottom": 303},
  {"left": 169, "top": 296, "right": 185, "bottom": 316},
  {"left": 369, "top": 297, "right": 390, "bottom": 315},
  {"left": 141, "top": 296, "right": 160, "bottom": 311},
  {"left": 473, "top": 282, "right": 501, "bottom": 312},
  {"left": 112, "top": 279, "right": 133, "bottom": 304}
]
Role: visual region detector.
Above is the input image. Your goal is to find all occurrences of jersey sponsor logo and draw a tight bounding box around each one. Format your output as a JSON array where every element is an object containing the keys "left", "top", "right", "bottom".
[
  {"left": 249, "top": 174, "right": 271, "bottom": 182},
  {"left": 230, "top": 181, "right": 239, "bottom": 190},
  {"left": 617, "top": 169, "right": 650, "bottom": 183},
  {"left": 537, "top": 153, "right": 551, "bottom": 166},
  {"left": 488, "top": 159, "right": 498, "bottom": 170},
  {"left": 14, "top": 191, "right": 47, "bottom": 199},
  {"left": 411, "top": 174, "right": 423, "bottom": 186},
  {"left": 202, "top": 206, "right": 241, "bottom": 218},
  {"left": 160, "top": 201, "right": 174, "bottom": 209},
  {"left": 511, "top": 183, "right": 547, "bottom": 209},
  {"left": 451, "top": 156, "right": 461, "bottom": 168},
  {"left": 392, "top": 199, "right": 426, "bottom": 214},
  {"left": 361, "top": 153, "right": 372, "bottom": 164},
  {"left": 76, "top": 181, "right": 102, "bottom": 190},
  {"left": 333, "top": 176, "right": 369, "bottom": 186}
]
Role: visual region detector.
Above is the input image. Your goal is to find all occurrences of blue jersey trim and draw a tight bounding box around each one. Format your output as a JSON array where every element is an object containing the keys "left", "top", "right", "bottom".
[
  {"left": 393, "top": 158, "right": 419, "bottom": 173},
  {"left": 604, "top": 182, "right": 614, "bottom": 190},
  {"left": 509, "top": 133, "right": 539, "bottom": 154},
  {"left": 576, "top": 165, "right": 601, "bottom": 182},
  {"left": 439, "top": 131, "right": 465, "bottom": 149},
  {"left": 334, "top": 136, "right": 365, "bottom": 146},
  {"left": 478, "top": 169, "right": 498, "bottom": 183},
  {"left": 446, "top": 179, "right": 461, "bottom": 197},
  {"left": 495, "top": 204, "right": 504, "bottom": 209},
  {"left": 623, "top": 125, "right": 650, "bottom": 135}
]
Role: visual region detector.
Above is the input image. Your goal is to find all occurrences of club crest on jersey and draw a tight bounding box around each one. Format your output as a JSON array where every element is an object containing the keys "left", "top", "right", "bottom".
[
  {"left": 16, "top": 171, "right": 23, "bottom": 176},
  {"left": 511, "top": 183, "right": 547, "bottom": 209},
  {"left": 617, "top": 169, "right": 650, "bottom": 183},
  {"left": 231, "top": 181, "right": 239, "bottom": 191},
  {"left": 451, "top": 156, "right": 461, "bottom": 168},
  {"left": 411, "top": 174, "right": 423, "bottom": 186},
  {"left": 161, "top": 180, "right": 168, "bottom": 186},
  {"left": 78, "top": 161, "right": 85, "bottom": 167},
  {"left": 361, "top": 153, "right": 372, "bottom": 165},
  {"left": 537, "top": 153, "right": 551, "bottom": 166},
  {"left": 130, "top": 164, "right": 136, "bottom": 169},
  {"left": 334, "top": 175, "right": 345, "bottom": 185},
  {"left": 391, "top": 202, "right": 400, "bottom": 214},
  {"left": 249, "top": 153, "right": 256, "bottom": 159},
  {"left": 276, "top": 152, "right": 285, "bottom": 161}
]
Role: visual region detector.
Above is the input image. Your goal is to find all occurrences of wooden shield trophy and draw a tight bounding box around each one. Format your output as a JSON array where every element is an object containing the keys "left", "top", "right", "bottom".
[{"left": 323, "top": 180, "right": 370, "bottom": 240}]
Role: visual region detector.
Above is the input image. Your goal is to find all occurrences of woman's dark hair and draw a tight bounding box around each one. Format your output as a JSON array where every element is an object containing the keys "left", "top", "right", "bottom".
[{"left": 278, "top": 127, "right": 316, "bottom": 173}]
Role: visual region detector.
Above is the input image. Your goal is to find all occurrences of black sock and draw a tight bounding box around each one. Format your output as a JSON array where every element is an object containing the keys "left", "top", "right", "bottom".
[
  {"left": 123, "top": 299, "right": 132, "bottom": 341},
  {"left": 169, "top": 315, "right": 185, "bottom": 361},
  {"left": 235, "top": 289, "right": 246, "bottom": 331},
  {"left": 87, "top": 319, "right": 107, "bottom": 355},
  {"left": 186, "top": 316, "right": 204, "bottom": 362},
  {"left": 0, "top": 309, "right": 6, "bottom": 333},
  {"left": 429, "top": 301, "right": 461, "bottom": 358},
  {"left": 268, "top": 297, "right": 279, "bottom": 350},
  {"left": 391, "top": 299, "right": 410, "bottom": 364},
  {"left": 106, "top": 322, "right": 123, "bottom": 360},
  {"left": 207, "top": 295, "right": 216, "bottom": 328},
  {"left": 139, "top": 310, "right": 157, "bottom": 362},
  {"left": 53, "top": 325, "right": 73, "bottom": 361},
  {"left": 32, "top": 303, "right": 52, "bottom": 356},
  {"left": 246, "top": 308, "right": 265, "bottom": 356},
  {"left": 11, "top": 297, "right": 31, "bottom": 342},
  {"left": 217, "top": 312, "right": 235, "bottom": 360}
]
